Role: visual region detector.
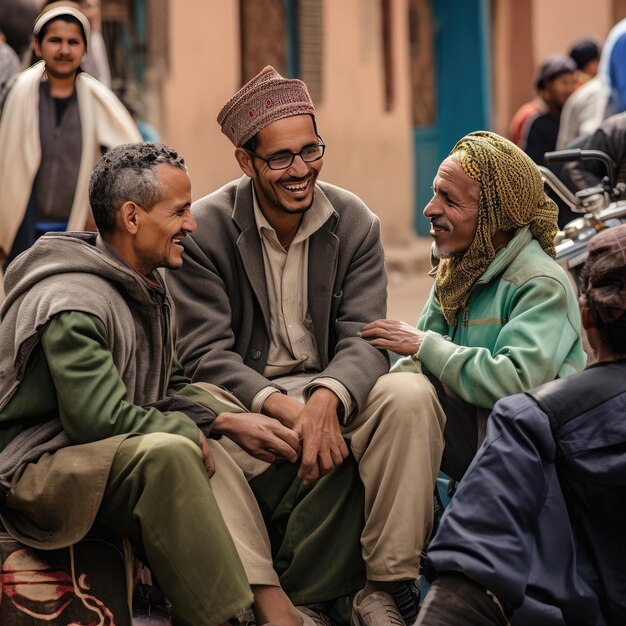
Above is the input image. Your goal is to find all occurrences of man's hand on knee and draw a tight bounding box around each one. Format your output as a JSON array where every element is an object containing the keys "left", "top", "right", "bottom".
[
  {"left": 295, "top": 388, "right": 349, "bottom": 484},
  {"left": 360, "top": 319, "right": 425, "bottom": 356},
  {"left": 214, "top": 412, "right": 300, "bottom": 463}
]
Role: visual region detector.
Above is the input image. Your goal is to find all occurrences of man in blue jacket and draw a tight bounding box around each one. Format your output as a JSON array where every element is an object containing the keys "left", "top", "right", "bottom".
[{"left": 416, "top": 225, "right": 626, "bottom": 625}]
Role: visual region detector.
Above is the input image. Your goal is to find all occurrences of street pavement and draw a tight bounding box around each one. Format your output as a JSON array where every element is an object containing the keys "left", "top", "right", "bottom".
[
  {"left": 387, "top": 269, "right": 435, "bottom": 323},
  {"left": 385, "top": 236, "right": 434, "bottom": 323}
]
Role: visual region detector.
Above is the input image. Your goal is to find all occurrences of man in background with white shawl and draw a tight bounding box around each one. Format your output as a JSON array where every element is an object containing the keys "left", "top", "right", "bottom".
[{"left": 0, "top": 1, "right": 140, "bottom": 299}]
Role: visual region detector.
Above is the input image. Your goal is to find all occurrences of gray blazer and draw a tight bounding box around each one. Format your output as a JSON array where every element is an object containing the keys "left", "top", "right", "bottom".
[{"left": 166, "top": 176, "right": 389, "bottom": 411}]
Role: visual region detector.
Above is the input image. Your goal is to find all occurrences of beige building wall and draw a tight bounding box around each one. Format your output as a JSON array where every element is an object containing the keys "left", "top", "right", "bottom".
[
  {"left": 161, "top": 0, "right": 414, "bottom": 247},
  {"left": 160, "top": 0, "right": 616, "bottom": 245},
  {"left": 162, "top": 1, "right": 242, "bottom": 202},
  {"left": 532, "top": 0, "right": 610, "bottom": 63},
  {"left": 316, "top": 0, "right": 413, "bottom": 245}
]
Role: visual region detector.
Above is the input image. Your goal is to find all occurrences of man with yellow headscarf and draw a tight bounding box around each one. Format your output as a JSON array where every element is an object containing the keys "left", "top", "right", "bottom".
[{"left": 361, "top": 131, "right": 585, "bottom": 535}]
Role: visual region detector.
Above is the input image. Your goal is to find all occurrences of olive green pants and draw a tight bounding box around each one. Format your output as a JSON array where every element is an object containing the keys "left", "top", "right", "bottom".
[{"left": 95, "top": 433, "right": 252, "bottom": 626}]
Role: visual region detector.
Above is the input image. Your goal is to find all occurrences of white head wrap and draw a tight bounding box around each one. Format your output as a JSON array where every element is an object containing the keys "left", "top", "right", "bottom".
[{"left": 33, "top": 5, "right": 90, "bottom": 49}]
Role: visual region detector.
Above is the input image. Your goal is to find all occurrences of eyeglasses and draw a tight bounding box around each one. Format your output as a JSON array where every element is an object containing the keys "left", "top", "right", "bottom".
[{"left": 247, "top": 137, "right": 326, "bottom": 170}]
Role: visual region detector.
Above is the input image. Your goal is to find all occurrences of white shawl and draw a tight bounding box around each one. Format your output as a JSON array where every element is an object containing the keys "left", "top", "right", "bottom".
[{"left": 0, "top": 61, "right": 142, "bottom": 258}]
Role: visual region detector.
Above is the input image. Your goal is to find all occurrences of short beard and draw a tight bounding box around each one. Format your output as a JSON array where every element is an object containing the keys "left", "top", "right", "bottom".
[
  {"left": 274, "top": 201, "right": 313, "bottom": 215},
  {"left": 432, "top": 246, "right": 454, "bottom": 260},
  {"left": 253, "top": 163, "right": 316, "bottom": 215}
]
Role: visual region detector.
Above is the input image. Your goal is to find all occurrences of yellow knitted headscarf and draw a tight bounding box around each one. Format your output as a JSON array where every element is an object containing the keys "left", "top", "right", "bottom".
[{"left": 435, "top": 131, "right": 558, "bottom": 324}]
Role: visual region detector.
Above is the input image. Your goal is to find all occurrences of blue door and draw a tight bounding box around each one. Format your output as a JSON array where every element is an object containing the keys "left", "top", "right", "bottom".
[{"left": 414, "top": 0, "right": 491, "bottom": 235}]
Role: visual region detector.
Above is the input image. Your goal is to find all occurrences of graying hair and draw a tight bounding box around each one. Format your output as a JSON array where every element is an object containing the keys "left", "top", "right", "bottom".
[{"left": 89, "top": 143, "right": 187, "bottom": 234}]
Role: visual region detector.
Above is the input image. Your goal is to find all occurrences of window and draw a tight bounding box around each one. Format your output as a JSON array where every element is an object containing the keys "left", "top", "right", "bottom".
[
  {"left": 240, "top": 0, "right": 288, "bottom": 83},
  {"left": 409, "top": 0, "right": 436, "bottom": 126},
  {"left": 239, "top": 0, "right": 324, "bottom": 102}
]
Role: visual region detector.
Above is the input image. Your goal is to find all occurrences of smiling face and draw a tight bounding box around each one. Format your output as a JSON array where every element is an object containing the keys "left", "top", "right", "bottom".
[
  {"left": 133, "top": 164, "right": 196, "bottom": 275},
  {"left": 423, "top": 156, "right": 480, "bottom": 259},
  {"left": 34, "top": 19, "right": 86, "bottom": 80},
  {"left": 236, "top": 114, "right": 323, "bottom": 223}
]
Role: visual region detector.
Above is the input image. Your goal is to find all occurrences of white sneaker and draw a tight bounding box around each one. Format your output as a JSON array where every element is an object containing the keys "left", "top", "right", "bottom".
[{"left": 351, "top": 590, "right": 405, "bottom": 626}]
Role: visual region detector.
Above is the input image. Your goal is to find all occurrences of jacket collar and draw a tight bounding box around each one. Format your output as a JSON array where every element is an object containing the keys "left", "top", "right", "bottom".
[
  {"left": 229, "top": 176, "right": 340, "bottom": 349},
  {"left": 478, "top": 225, "right": 533, "bottom": 284}
]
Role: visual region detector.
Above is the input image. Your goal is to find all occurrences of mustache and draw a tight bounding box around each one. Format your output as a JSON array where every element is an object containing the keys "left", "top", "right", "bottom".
[
  {"left": 279, "top": 174, "right": 312, "bottom": 184},
  {"left": 430, "top": 217, "right": 451, "bottom": 231}
]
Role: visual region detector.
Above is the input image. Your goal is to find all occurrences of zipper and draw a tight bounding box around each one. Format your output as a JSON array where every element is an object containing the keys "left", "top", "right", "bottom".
[{"left": 159, "top": 297, "right": 171, "bottom": 398}]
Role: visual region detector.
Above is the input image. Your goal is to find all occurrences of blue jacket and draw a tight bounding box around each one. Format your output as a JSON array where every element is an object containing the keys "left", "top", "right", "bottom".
[{"left": 425, "top": 360, "right": 626, "bottom": 625}]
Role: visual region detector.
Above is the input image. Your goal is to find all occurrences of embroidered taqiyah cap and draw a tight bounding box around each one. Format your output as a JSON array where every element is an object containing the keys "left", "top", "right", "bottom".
[
  {"left": 34, "top": 2, "right": 91, "bottom": 48},
  {"left": 217, "top": 65, "right": 315, "bottom": 147}
]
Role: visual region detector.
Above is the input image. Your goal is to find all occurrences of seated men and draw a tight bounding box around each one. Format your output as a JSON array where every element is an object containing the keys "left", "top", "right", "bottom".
[
  {"left": 361, "top": 131, "right": 585, "bottom": 500},
  {"left": 416, "top": 224, "right": 626, "bottom": 625},
  {"left": 166, "top": 66, "right": 433, "bottom": 625},
  {"left": 0, "top": 142, "right": 321, "bottom": 626}
]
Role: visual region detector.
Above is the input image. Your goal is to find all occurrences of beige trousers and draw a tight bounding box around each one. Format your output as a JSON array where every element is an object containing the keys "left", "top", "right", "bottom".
[{"left": 199, "top": 370, "right": 446, "bottom": 583}]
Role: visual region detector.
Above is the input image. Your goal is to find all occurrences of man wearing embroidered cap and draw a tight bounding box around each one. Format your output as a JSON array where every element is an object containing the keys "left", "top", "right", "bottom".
[
  {"left": 0, "top": 0, "right": 140, "bottom": 300},
  {"left": 167, "top": 66, "right": 429, "bottom": 625}
]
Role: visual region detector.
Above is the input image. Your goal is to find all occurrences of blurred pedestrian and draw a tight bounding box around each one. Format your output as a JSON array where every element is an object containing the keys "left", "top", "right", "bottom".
[
  {"left": 558, "top": 20, "right": 626, "bottom": 149},
  {"left": 78, "top": 0, "right": 112, "bottom": 86},
  {"left": 0, "top": 2, "right": 140, "bottom": 281},
  {"left": 37, "top": 1, "right": 112, "bottom": 85},
  {"left": 519, "top": 54, "right": 576, "bottom": 164},
  {"left": 569, "top": 37, "right": 601, "bottom": 86},
  {"left": 0, "top": 30, "right": 20, "bottom": 88},
  {"left": 510, "top": 55, "right": 576, "bottom": 153},
  {"left": 0, "top": 0, "right": 38, "bottom": 61},
  {"left": 0, "top": 0, "right": 38, "bottom": 87},
  {"left": 511, "top": 55, "right": 578, "bottom": 228}
]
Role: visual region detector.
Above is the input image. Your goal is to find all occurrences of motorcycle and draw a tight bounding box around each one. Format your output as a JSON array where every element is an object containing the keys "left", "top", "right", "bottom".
[{"left": 539, "top": 148, "right": 626, "bottom": 286}]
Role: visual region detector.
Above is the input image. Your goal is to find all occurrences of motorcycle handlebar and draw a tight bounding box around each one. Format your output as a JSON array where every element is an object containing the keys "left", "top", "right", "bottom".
[{"left": 543, "top": 149, "right": 615, "bottom": 186}]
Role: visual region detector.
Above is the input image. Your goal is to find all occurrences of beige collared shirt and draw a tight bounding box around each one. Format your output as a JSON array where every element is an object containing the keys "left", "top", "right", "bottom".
[{"left": 250, "top": 186, "right": 354, "bottom": 418}]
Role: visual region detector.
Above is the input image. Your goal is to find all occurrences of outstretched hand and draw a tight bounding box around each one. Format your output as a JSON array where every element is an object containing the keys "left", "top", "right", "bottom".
[{"left": 359, "top": 319, "right": 424, "bottom": 356}]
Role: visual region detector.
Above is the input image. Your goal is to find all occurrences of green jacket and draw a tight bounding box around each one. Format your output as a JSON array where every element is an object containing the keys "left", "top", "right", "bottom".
[
  {"left": 395, "top": 227, "right": 585, "bottom": 408},
  {"left": 0, "top": 311, "right": 207, "bottom": 453},
  {"left": 0, "top": 233, "right": 227, "bottom": 548}
]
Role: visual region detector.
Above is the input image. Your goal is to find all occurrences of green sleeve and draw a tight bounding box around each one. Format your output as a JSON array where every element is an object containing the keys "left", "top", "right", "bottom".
[
  {"left": 166, "top": 358, "right": 234, "bottom": 415},
  {"left": 418, "top": 277, "right": 583, "bottom": 408},
  {"left": 416, "top": 285, "right": 449, "bottom": 335},
  {"left": 41, "top": 311, "right": 200, "bottom": 445},
  {"left": 166, "top": 356, "right": 191, "bottom": 390}
]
